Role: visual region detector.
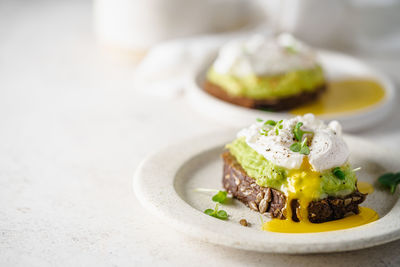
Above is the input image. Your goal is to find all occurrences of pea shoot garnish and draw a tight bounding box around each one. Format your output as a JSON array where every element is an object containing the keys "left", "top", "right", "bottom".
[
  {"left": 195, "top": 188, "right": 230, "bottom": 219},
  {"left": 264, "top": 120, "right": 276, "bottom": 126},
  {"left": 212, "top": 190, "right": 228, "bottom": 203},
  {"left": 333, "top": 167, "right": 345, "bottom": 180},
  {"left": 289, "top": 122, "right": 313, "bottom": 155},
  {"left": 259, "top": 119, "right": 276, "bottom": 136},
  {"left": 274, "top": 120, "right": 283, "bottom": 135},
  {"left": 378, "top": 172, "right": 400, "bottom": 194},
  {"left": 257, "top": 119, "right": 284, "bottom": 136},
  {"left": 260, "top": 128, "right": 269, "bottom": 136},
  {"left": 290, "top": 137, "right": 310, "bottom": 155},
  {"left": 293, "top": 122, "right": 313, "bottom": 142},
  {"left": 204, "top": 204, "right": 228, "bottom": 220}
]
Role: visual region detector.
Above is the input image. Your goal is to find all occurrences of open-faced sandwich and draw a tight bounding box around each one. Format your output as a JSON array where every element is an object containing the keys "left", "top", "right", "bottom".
[
  {"left": 204, "top": 34, "right": 326, "bottom": 111},
  {"left": 222, "top": 114, "right": 368, "bottom": 225}
]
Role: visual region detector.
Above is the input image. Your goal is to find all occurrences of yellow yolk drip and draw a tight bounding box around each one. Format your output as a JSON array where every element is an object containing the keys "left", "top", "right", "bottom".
[
  {"left": 263, "top": 159, "right": 379, "bottom": 233},
  {"left": 290, "top": 79, "right": 385, "bottom": 116},
  {"left": 263, "top": 207, "right": 378, "bottom": 233},
  {"left": 358, "top": 181, "right": 374, "bottom": 194},
  {"left": 285, "top": 158, "right": 321, "bottom": 222}
]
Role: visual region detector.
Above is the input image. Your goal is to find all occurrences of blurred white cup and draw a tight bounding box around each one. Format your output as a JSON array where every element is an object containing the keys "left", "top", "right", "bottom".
[{"left": 94, "top": 0, "right": 263, "bottom": 55}]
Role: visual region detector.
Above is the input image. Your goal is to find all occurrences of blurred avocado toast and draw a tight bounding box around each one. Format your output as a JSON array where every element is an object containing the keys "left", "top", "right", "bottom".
[
  {"left": 222, "top": 114, "right": 373, "bottom": 227},
  {"left": 204, "top": 34, "right": 325, "bottom": 111}
]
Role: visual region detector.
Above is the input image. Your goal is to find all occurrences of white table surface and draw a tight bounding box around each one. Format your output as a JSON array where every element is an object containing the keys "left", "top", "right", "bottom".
[{"left": 1, "top": 1, "right": 400, "bottom": 266}]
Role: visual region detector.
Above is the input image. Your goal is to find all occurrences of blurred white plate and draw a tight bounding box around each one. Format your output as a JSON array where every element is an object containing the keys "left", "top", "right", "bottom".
[
  {"left": 133, "top": 131, "right": 400, "bottom": 254},
  {"left": 187, "top": 51, "right": 396, "bottom": 132}
]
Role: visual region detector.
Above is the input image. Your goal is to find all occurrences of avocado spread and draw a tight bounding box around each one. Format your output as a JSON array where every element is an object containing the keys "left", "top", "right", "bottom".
[
  {"left": 226, "top": 137, "right": 356, "bottom": 198},
  {"left": 207, "top": 66, "right": 325, "bottom": 99}
]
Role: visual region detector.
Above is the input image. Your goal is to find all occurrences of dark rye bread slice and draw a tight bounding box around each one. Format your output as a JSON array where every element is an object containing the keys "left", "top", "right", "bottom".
[
  {"left": 204, "top": 80, "right": 326, "bottom": 111},
  {"left": 222, "top": 151, "right": 367, "bottom": 223}
]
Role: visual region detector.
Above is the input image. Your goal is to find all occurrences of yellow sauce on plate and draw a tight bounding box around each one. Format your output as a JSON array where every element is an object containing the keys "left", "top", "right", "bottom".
[
  {"left": 291, "top": 79, "right": 385, "bottom": 115},
  {"left": 262, "top": 160, "right": 378, "bottom": 233},
  {"left": 358, "top": 181, "right": 374, "bottom": 194},
  {"left": 263, "top": 207, "right": 378, "bottom": 233}
]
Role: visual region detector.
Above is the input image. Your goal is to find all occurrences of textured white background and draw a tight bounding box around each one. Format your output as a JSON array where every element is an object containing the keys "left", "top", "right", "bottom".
[{"left": 1, "top": 1, "right": 400, "bottom": 266}]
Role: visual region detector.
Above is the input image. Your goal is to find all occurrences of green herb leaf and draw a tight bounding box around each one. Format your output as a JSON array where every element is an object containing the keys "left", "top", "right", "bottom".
[
  {"left": 290, "top": 138, "right": 310, "bottom": 155},
  {"left": 378, "top": 172, "right": 400, "bottom": 194},
  {"left": 264, "top": 120, "right": 276, "bottom": 126},
  {"left": 204, "top": 204, "right": 229, "bottom": 220},
  {"left": 333, "top": 167, "right": 345, "bottom": 180},
  {"left": 216, "top": 210, "right": 228, "bottom": 220},
  {"left": 293, "top": 122, "right": 313, "bottom": 142},
  {"left": 259, "top": 120, "right": 277, "bottom": 136},
  {"left": 260, "top": 128, "right": 270, "bottom": 136},
  {"left": 256, "top": 118, "right": 263, "bottom": 122},
  {"left": 300, "top": 145, "right": 310, "bottom": 155},
  {"left": 290, "top": 142, "right": 301, "bottom": 152},
  {"left": 293, "top": 122, "right": 304, "bottom": 141},
  {"left": 274, "top": 120, "right": 283, "bottom": 135},
  {"left": 212, "top": 190, "right": 227, "bottom": 203},
  {"left": 290, "top": 123, "right": 313, "bottom": 155},
  {"left": 204, "top": 209, "right": 214, "bottom": 215}
]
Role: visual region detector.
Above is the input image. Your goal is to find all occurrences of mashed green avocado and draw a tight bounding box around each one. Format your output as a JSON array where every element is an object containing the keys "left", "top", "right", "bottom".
[
  {"left": 320, "top": 165, "right": 356, "bottom": 196},
  {"left": 207, "top": 66, "right": 325, "bottom": 99},
  {"left": 226, "top": 138, "right": 356, "bottom": 197}
]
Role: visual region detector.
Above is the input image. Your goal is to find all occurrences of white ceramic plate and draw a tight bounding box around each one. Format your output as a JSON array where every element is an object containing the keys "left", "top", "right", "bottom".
[
  {"left": 133, "top": 131, "right": 400, "bottom": 254},
  {"left": 187, "top": 51, "right": 396, "bottom": 132}
]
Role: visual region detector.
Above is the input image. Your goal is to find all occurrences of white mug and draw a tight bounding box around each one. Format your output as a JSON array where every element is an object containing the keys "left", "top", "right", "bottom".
[{"left": 94, "top": 0, "right": 262, "bottom": 52}]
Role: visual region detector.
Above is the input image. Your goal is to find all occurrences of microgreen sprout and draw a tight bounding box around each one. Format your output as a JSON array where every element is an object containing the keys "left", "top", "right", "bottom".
[
  {"left": 204, "top": 204, "right": 228, "bottom": 220},
  {"left": 259, "top": 119, "right": 277, "bottom": 136},
  {"left": 212, "top": 190, "right": 228, "bottom": 203},
  {"left": 274, "top": 120, "right": 283, "bottom": 135},
  {"left": 293, "top": 122, "right": 313, "bottom": 142},
  {"left": 264, "top": 120, "right": 277, "bottom": 126},
  {"left": 258, "top": 119, "right": 283, "bottom": 136},
  {"left": 260, "top": 128, "right": 269, "bottom": 136},
  {"left": 378, "top": 172, "right": 400, "bottom": 194},
  {"left": 290, "top": 142, "right": 301, "bottom": 152},
  {"left": 290, "top": 137, "right": 310, "bottom": 155},
  {"left": 352, "top": 167, "right": 362, "bottom": 172},
  {"left": 299, "top": 138, "right": 310, "bottom": 155},
  {"left": 332, "top": 167, "right": 345, "bottom": 180},
  {"left": 256, "top": 118, "right": 263, "bottom": 122},
  {"left": 290, "top": 122, "right": 313, "bottom": 155}
]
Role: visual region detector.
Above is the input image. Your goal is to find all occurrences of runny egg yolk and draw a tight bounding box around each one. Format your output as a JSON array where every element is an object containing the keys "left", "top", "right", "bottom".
[
  {"left": 358, "top": 181, "right": 374, "bottom": 194},
  {"left": 263, "top": 207, "right": 378, "bottom": 233},
  {"left": 263, "top": 158, "right": 379, "bottom": 233},
  {"left": 285, "top": 158, "right": 321, "bottom": 222},
  {"left": 290, "top": 79, "right": 385, "bottom": 116}
]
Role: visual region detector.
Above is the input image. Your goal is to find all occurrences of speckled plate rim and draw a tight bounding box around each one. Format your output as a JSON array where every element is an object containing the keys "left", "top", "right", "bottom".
[
  {"left": 187, "top": 50, "right": 396, "bottom": 132},
  {"left": 133, "top": 131, "right": 400, "bottom": 254}
]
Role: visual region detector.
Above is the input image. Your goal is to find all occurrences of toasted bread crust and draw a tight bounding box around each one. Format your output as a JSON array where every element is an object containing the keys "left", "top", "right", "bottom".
[
  {"left": 204, "top": 81, "right": 326, "bottom": 111},
  {"left": 222, "top": 151, "right": 366, "bottom": 223}
]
